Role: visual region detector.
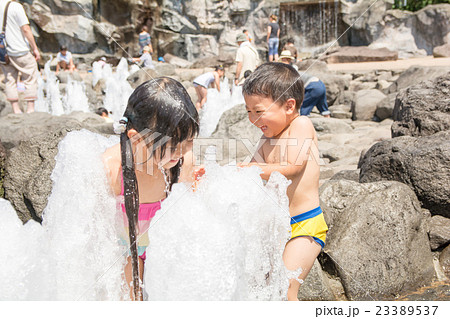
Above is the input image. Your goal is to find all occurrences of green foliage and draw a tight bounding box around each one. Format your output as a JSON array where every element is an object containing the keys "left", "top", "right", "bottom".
[{"left": 393, "top": 0, "right": 450, "bottom": 12}]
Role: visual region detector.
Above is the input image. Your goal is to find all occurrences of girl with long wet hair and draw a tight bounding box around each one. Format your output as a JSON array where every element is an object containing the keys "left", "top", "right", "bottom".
[{"left": 102, "top": 77, "right": 199, "bottom": 300}]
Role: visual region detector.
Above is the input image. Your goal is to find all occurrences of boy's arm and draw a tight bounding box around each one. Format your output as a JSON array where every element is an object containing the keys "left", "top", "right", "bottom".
[{"left": 245, "top": 117, "right": 317, "bottom": 180}]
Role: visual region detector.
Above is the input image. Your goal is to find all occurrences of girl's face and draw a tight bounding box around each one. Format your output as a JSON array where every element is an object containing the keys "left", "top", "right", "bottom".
[{"left": 157, "top": 138, "right": 194, "bottom": 170}]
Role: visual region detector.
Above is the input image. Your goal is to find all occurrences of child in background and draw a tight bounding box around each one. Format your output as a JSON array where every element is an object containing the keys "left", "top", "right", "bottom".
[
  {"left": 241, "top": 63, "right": 328, "bottom": 301},
  {"left": 283, "top": 38, "right": 298, "bottom": 62},
  {"left": 138, "top": 26, "right": 152, "bottom": 54},
  {"left": 243, "top": 29, "right": 253, "bottom": 42},
  {"left": 95, "top": 107, "right": 114, "bottom": 123},
  {"left": 56, "top": 45, "right": 76, "bottom": 74},
  {"left": 102, "top": 77, "right": 199, "bottom": 300},
  {"left": 132, "top": 46, "right": 154, "bottom": 69},
  {"left": 192, "top": 65, "right": 225, "bottom": 110}
]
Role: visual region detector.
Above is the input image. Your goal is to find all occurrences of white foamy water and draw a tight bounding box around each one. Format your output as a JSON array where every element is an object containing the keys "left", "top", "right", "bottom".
[
  {"left": 0, "top": 130, "right": 292, "bottom": 300},
  {"left": 145, "top": 163, "right": 291, "bottom": 300},
  {"left": 103, "top": 58, "right": 134, "bottom": 121},
  {"left": 199, "top": 79, "right": 245, "bottom": 137},
  {"left": 35, "top": 58, "right": 90, "bottom": 115}
]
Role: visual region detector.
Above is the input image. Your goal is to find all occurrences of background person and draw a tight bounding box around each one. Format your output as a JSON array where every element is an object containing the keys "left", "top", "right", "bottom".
[
  {"left": 193, "top": 65, "right": 225, "bottom": 110},
  {"left": 283, "top": 38, "right": 298, "bottom": 62},
  {"left": 267, "top": 14, "right": 280, "bottom": 62},
  {"left": 56, "top": 45, "right": 76, "bottom": 74},
  {"left": 235, "top": 33, "right": 259, "bottom": 86},
  {"left": 131, "top": 45, "right": 154, "bottom": 69},
  {"left": 0, "top": 0, "right": 40, "bottom": 114},
  {"left": 279, "top": 50, "right": 331, "bottom": 118},
  {"left": 243, "top": 29, "right": 252, "bottom": 43},
  {"left": 138, "top": 25, "right": 152, "bottom": 55}
]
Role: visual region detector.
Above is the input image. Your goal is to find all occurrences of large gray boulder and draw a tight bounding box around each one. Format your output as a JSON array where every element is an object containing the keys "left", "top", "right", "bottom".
[
  {"left": 391, "top": 72, "right": 450, "bottom": 137},
  {"left": 351, "top": 89, "right": 387, "bottom": 121},
  {"left": 440, "top": 245, "right": 450, "bottom": 278},
  {"left": 298, "top": 259, "right": 337, "bottom": 301},
  {"left": 127, "top": 67, "right": 159, "bottom": 89},
  {"left": 320, "top": 180, "right": 435, "bottom": 300},
  {"left": 4, "top": 126, "right": 80, "bottom": 222},
  {"left": 359, "top": 131, "right": 450, "bottom": 217},
  {"left": 0, "top": 112, "right": 113, "bottom": 150},
  {"left": 210, "top": 103, "right": 261, "bottom": 165},
  {"left": 387, "top": 66, "right": 450, "bottom": 95},
  {"left": 375, "top": 93, "right": 396, "bottom": 121},
  {"left": 433, "top": 43, "right": 450, "bottom": 58}
]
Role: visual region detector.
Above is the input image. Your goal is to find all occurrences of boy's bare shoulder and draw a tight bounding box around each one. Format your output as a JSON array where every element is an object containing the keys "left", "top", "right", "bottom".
[{"left": 290, "top": 115, "right": 315, "bottom": 137}]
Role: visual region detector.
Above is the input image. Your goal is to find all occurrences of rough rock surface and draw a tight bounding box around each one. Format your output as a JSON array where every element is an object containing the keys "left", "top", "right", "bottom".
[
  {"left": 387, "top": 66, "right": 450, "bottom": 95},
  {"left": 4, "top": 126, "right": 82, "bottom": 222},
  {"left": 321, "top": 46, "right": 398, "bottom": 64},
  {"left": 440, "top": 245, "right": 450, "bottom": 278},
  {"left": 210, "top": 103, "right": 261, "bottom": 165},
  {"left": 0, "top": 112, "right": 113, "bottom": 150},
  {"left": 433, "top": 43, "right": 450, "bottom": 58},
  {"left": 298, "top": 259, "right": 337, "bottom": 301},
  {"left": 429, "top": 216, "right": 450, "bottom": 250},
  {"left": 351, "top": 89, "right": 387, "bottom": 121},
  {"left": 359, "top": 131, "right": 450, "bottom": 217},
  {"left": 391, "top": 72, "right": 450, "bottom": 137},
  {"left": 320, "top": 180, "right": 435, "bottom": 300}
]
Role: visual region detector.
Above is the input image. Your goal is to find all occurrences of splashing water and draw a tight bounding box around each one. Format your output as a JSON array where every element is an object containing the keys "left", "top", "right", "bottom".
[
  {"left": 63, "top": 77, "right": 90, "bottom": 113},
  {"left": 0, "top": 130, "right": 294, "bottom": 300},
  {"left": 103, "top": 58, "right": 134, "bottom": 121},
  {"left": 35, "top": 58, "right": 90, "bottom": 115},
  {"left": 199, "top": 79, "right": 245, "bottom": 137},
  {"left": 145, "top": 159, "right": 292, "bottom": 300}
]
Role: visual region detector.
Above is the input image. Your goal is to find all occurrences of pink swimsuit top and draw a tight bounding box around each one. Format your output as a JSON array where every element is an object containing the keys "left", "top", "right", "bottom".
[{"left": 118, "top": 170, "right": 163, "bottom": 257}]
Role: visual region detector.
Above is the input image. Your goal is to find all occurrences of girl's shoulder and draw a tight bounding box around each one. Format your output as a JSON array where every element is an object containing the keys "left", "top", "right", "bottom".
[{"left": 102, "top": 144, "right": 122, "bottom": 196}]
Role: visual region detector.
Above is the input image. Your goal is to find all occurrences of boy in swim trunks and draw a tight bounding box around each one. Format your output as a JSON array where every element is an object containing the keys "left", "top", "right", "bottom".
[{"left": 241, "top": 62, "right": 328, "bottom": 301}]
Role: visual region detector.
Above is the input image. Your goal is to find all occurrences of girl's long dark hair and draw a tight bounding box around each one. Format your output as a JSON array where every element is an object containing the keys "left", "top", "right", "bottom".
[{"left": 120, "top": 77, "right": 199, "bottom": 300}]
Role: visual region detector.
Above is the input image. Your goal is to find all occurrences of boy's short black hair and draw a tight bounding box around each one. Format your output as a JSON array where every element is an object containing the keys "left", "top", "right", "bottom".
[{"left": 242, "top": 62, "right": 304, "bottom": 111}]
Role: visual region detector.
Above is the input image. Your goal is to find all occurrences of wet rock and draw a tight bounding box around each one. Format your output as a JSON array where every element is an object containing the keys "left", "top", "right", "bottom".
[
  {"left": 320, "top": 180, "right": 434, "bottom": 300},
  {"left": 359, "top": 131, "right": 450, "bottom": 217},
  {"left": 210, "top": 103, "right": 260, "bottom": 165},
  {"left": 391, "top": 72, "right": 450, "bottom": 137},
  {"left": 429, "top": 216, "right": 450, "bottom": 250},
  {"left": 4, "top": 126, "right": 78, "bottom": 222},
  {"left": 351, "top": 89, "right": 387, "bottom": 121},
  {"left": 127, "top": 67, "right": 159, "bottom": 89}
]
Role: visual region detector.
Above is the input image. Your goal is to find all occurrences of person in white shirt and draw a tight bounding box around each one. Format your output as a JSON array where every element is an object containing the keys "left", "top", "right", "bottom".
[
  {"left": 234, "top": 33, "right": 259, "bottom": 86},
  {"left": 56, "top": 45, "right": 76, "bottom": 74},
  {"left": 132, "top": 45, "right": 154, "bottom": 69},
  {"left": 192, "top": 65, "right": 225, "bottom": 110},
  {"left": 0, "top": 0, "right": 40, "bottom": 114}
]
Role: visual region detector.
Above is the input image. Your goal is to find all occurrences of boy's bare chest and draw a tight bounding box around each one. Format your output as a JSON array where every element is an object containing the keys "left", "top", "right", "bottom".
[{"left": 262, "top": 137, "right": 291, "bottom": 164}]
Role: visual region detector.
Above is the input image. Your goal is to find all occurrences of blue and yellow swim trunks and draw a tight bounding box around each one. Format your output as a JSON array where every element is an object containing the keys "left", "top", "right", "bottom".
[{"left": 290, "top": 206, "right": 328, "bottom": 248}]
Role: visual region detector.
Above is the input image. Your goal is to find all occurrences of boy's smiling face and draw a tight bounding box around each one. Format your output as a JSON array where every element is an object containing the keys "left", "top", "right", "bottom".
[{"left": 244, "top": 94, "right": 297, "bottom": 138}]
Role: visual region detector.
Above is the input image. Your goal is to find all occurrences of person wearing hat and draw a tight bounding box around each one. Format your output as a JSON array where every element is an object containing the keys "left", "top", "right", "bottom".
[
  {"left": 56, "top": 45, "right": 76, "bottom": 74},
  {"left": 132, "top": 45, "right": 154, "bottom": 69},
  {"left": 279, "top": 51, "right": 331, "bottom": 118},
  {"left": 279, "top": 50, "right": 295, "bottom": 65},
  {"left": 235, "top": 32, "right": 260, "bottom": 86}
]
